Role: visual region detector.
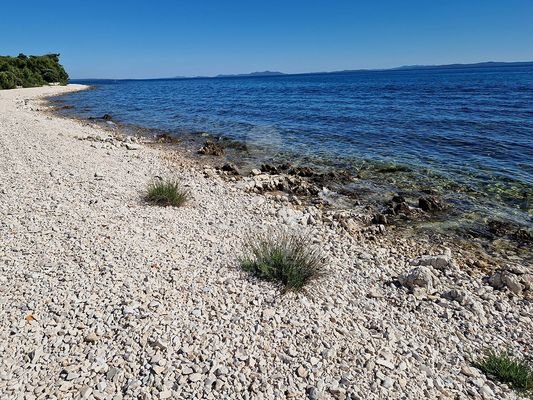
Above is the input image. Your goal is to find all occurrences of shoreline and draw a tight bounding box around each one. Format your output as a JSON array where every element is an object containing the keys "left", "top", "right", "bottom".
[
  {"left": 50, "top": 87, "right": 532, "bottom": 269},
  {"left": 1, "top": 85, "right": 531, "bottom": 399}
]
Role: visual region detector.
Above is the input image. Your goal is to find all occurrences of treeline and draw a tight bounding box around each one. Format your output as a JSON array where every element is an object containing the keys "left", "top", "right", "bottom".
[{"left": 0, "top": 53, "right": 69, "bottom": 89}]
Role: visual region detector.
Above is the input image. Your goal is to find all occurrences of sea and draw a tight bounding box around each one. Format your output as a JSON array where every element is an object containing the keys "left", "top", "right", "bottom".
[{"left": 55, "top": 65, "right": 533, "bottom": 252}]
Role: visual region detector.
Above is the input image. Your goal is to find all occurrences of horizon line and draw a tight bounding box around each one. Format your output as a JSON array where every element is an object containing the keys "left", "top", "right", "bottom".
[{"left": 69, "top": 59, "right": 533, "bottom": 81}]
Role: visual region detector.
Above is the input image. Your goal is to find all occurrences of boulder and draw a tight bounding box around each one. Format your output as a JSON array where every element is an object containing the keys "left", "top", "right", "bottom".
[
  {"left": 418, "top": 196, "right": 444, "bottom": 212},
  {"left": 399, "top": 266, "right": 438, "bottom": 292},
  {"left": 411, "top": 250, "right": 451, "bottom": 270},
  {"left": 372, "top": 214, "right": 388, "bottom": 225},
  {"left": 198, "top": 141, "right": 224, "bottom": 156},
  {"left": 502, "top": 273, "right": 524, "bottom": 295},
  {"left": 487, "top": 269, "right": 528, "bottom": 296}
]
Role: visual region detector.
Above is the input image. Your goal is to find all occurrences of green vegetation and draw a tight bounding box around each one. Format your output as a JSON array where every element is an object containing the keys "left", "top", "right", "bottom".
[
  {"left": 0, "top": 53, "right": 69, "bottom": 89},
  {"left": 241, "top": 231, "right": 324, "bottom": 290},
  {"left": 145, "top": 179, "right": 189, "bottom": 207},
  {"left": 474, "top": 350, "right": 533, "bottom": 395}
]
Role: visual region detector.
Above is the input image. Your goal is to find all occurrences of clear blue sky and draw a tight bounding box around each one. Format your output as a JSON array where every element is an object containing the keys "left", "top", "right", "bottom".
[{"left": 2, "top": 0, "right": 532, "bottom": 79}]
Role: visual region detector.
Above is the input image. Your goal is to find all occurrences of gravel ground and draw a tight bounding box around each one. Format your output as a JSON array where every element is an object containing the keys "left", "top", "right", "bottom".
[{"left": 0, "top": 86, "right": 531, "bottom": 400}]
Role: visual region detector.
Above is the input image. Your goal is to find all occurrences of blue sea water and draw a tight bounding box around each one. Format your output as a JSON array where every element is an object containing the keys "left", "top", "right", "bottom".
[{"left": 58, "top": 66, "right": 533, "bottom": 230}]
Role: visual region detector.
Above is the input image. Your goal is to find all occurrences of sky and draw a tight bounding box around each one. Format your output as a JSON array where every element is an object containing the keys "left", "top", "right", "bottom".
[{"left": 1, "top": 0, "right": 533, "bottom": 79}]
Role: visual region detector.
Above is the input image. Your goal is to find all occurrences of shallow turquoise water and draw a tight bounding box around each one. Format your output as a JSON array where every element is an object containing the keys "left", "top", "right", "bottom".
[{"left": 58, "top": 66, "right": 533, "bottom": 230}]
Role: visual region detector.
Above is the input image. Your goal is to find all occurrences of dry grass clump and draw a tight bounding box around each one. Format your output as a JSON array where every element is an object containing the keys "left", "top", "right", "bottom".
[
  {"left": 241, "top": 231, "right": 324, "bottom": 290},
  {"left": 145, "top": 179, "right": 189, "bottom": 207}
]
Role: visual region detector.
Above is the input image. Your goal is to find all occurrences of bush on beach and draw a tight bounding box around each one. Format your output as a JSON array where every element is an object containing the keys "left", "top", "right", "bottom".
[
  {"left": 0, "top": 53, "right": 69, "bottom": 89},
  {"left": 145, "top": 179, "right": 189, "bottom": 207},
  {"left": 241, "top": 230, "right": 324, "bottom": 290},
  {"left": 473, "top": 350, "right": 533, "bottom": 394}
]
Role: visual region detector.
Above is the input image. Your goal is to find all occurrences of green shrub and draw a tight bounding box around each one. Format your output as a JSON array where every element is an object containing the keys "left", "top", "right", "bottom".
[
  {"left": 473, "top": 350, "right": 533, "bottom": 394},
  {"left": 0, "top": 53, "right": 69, "bottom": 89},
  {"left": 0, "top": 71, "right": 16, "bottom": 89},
  {"left": 145, "top": 179, "right": 189, "bottom": 207},
  {"left": 241, "top": 231, "right": 324, "bottom": 290}
]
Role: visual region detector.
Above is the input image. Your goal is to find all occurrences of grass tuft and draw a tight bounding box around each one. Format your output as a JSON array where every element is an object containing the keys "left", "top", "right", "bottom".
[
  {"left": 473, "top": 350, "right": 533, "bottom": 394},
  {"left": 241, "top": 231, "right": 324, "bottom": 290},
  {"left": 145, "top": 179, "right": 189, "bottom": 207}
]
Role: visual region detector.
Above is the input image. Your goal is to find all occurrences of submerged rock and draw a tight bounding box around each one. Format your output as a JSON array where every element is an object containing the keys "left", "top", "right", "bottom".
[
  {"left": 198, "top": 141, "right": 224, "bottom": 156},
  {"left": 155, "top": 133, "right": 175, "bottom": 143},
  {"left": 418, "top": 196, "right": 444, "bottom": 212},
  {"left": 88, "top": 113, "right": 113, "bottom": 121},
  {"left": 218, "top": 163, "right": 239, "bottom": 175}
]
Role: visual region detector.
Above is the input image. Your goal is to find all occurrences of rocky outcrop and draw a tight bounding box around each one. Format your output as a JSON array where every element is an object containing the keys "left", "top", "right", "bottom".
[{"left": 486, "top": 267, "right": 532, "bottom": 296}]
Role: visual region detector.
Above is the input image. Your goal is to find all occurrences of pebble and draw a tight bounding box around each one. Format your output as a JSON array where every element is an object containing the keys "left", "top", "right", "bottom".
[
  {"left": 296, "top": 365, "right": 308, "bottom": 378},
  {"left": 188, "top": 373, "right": 203, "bottom": 383}
]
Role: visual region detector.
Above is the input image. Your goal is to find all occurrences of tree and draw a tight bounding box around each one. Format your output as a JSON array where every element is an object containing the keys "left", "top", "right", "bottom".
[{"left": 0, "top": 53, "right": 69, "bottom": 89}]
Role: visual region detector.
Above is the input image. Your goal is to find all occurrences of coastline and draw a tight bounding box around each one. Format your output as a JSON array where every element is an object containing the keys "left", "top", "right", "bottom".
[
  {"left": 1, "top": 85, "right": 531, "bottom": 399},
  {"left": 50, "top": 86, "right": 533, "bottom": 269}
]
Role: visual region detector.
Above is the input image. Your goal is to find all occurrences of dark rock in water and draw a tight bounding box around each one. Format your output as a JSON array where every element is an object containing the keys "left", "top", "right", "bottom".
[
  {"left": 372, "top": 214, "right": 388, "bottom": 225},
  {"left": 393, "top": 202, "right": 411, "bottom": 215},
  {"left": 219, "top": 163, "right": 239, "bottom": 175},
  {"left": 377, "top": 165, "right": 410, "bottom": 173},
  {"left": 392, "top": 194, "right": 406, "bottom": 204},
  {"left": 278, "top": 163, "right": 293, "bottom": 171},
  {"left": 260, "top": 163, "right": 294, "bottom": 174},
  {"left": 260, "top": 164, "right": 279, "bottom": 174},
  {"left": 387, "top": 194, "right": 412, "bottom": 216},
  {"left": 488, "top": 220, "right": 513, "bottom": 236},
  {"left": 155, "top": 133, "right": 174, "bottom": 143},
  {"left": 487, "top": 220, "right": 532, "bottom": 243},
  {"left": 88, "top": 113, "right": 113, "bottom": 121},
  {"left": 199, "top": 141, "right": 224, "bottom": 156},
  {"left": 289, "top": 166, "right": 316, "bottom": 178},
  {"left": 419, "top": 196, "right": 444, "bottom": 212},
  {"left": 512, "top": 229, "right": 532, "bottom": 243}
]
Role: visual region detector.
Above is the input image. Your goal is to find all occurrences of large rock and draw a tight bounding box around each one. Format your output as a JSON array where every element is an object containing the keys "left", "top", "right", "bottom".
[
  {"left": 218, "top": 163, "right": 239, "bottom": 175},
  {"left": 411, "top": 249, "right": 452, "bottom": 271},
  {"left": 487, "top": 269, "right": 528, "bottom": 296},
  {"left": 418, "top": 196, "right": 444, "bottom": 212},
  {"left": 198, "top": 141, "right": 224, "bottom": 156},
  {"left": 399, "top": 266, "right": 439, "bottom": 293}
]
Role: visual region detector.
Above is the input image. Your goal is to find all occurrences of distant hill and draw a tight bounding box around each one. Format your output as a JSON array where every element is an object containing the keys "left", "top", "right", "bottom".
[
  {"left": 72, "top": 61, "right": 533, "bottom": 81},
  {"left": 390, "top": 61, "right": 533, "bottom": 71},
  {"left": 215, "top": 71, "right": 285, "bottom": 78},
  {"left": 201, "top": 62, "right": 533, "bottom": 80}
]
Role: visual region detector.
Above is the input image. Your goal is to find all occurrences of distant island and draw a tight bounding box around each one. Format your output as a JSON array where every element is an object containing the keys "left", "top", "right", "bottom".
[
  {"left": 279, "top": 61, "right": 533, "bottom": 77},
  {"left": 390, "top": 61, "right": 533, "bottom": 71},
  {"left": 71, "top": 61, "right": 533, "bottom": 82},
  {"left": 215, "top": 71, "right": 285, "bottom": 78},
  {"left": 0, "top": 54, "right": 69, "bottom": 90},
  {"left": 185, "top": 61, "right": 533, "bottom": 80}
]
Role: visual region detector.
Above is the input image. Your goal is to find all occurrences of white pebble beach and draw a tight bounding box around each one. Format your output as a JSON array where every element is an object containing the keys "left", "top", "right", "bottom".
[{"left": 0, "top": 85, "right": 531, "bottom": 400}]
